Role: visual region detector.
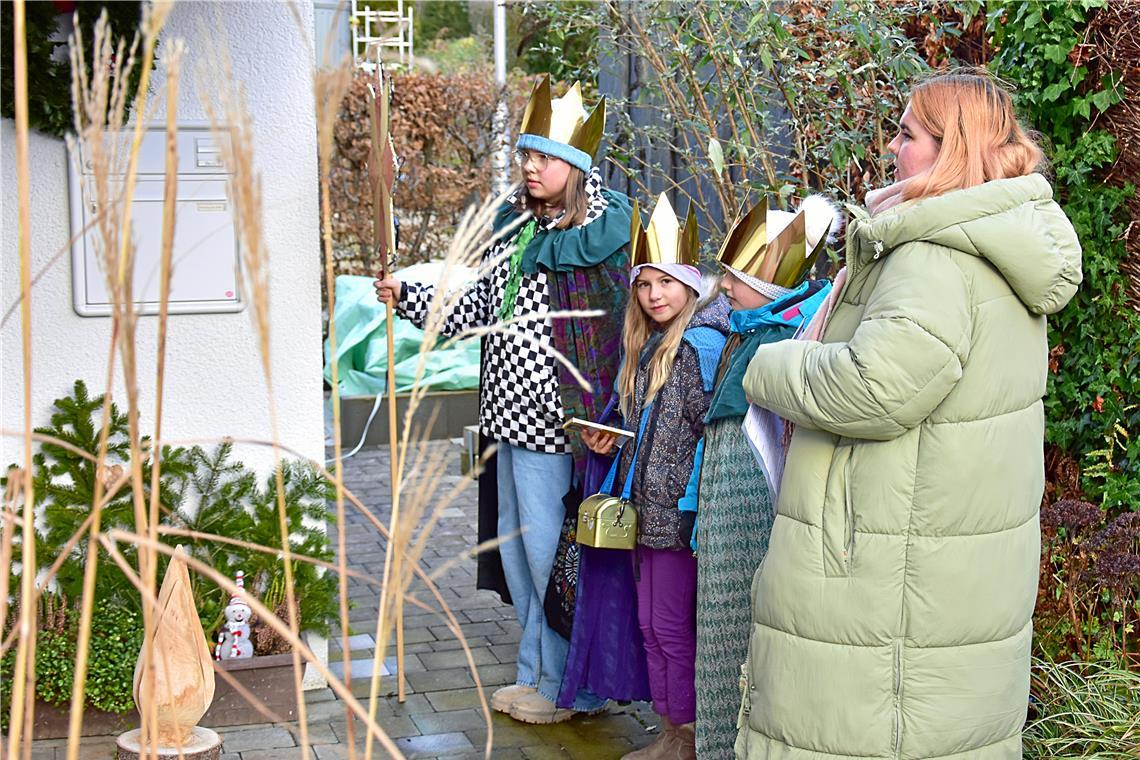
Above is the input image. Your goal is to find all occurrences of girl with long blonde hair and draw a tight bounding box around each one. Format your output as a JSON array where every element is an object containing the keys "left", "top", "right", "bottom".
[
  {"left": 616, "top": 273, "right": 700, "bottom": 419},
  {"left": 584, "top": 254, "right": 729, "bottom": 760}
]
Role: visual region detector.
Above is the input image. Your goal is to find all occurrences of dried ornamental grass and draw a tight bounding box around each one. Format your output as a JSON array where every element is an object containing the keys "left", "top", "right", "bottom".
[
  {"left": 8, "top": 0, "right": 39, "bottom": 753},
  {"left": 200, "top": 38, "right": 319, "bottom": 753},
  {"left": 1, "top": 6, "right": 613, "bottom": 760},
  {"left": 316, "top": 53, "right": 358, "bottom": 755},
  {"left": 64, "top": 6, "right": 173, "bottom": 755}
]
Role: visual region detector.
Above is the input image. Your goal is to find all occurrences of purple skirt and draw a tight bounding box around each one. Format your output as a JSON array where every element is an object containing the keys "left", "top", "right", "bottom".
[
  {"left": 557, "top": 547, "right": 651, "bottom": 706},
  {"left": 557, "top": 451, "right": 651, "bottom": 707}
]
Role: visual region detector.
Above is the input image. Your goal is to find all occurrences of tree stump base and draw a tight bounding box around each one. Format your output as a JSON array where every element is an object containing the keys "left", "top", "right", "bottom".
[{"left": 116, "top": 727, "right": 222, "bottom": 760}]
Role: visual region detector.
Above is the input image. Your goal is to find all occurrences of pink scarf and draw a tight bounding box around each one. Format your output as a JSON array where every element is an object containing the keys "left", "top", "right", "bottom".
[
  {"left": 865, "top": 178, "right": 916, "bottom": 216},
  {"left": 799, "top": 266, "right": 847, "bottom": 342}
]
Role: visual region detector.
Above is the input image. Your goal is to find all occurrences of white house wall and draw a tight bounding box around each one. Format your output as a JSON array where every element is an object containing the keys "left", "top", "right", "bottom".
[{"left": 2, "top": 0, "right": 324, "bottom": 480}]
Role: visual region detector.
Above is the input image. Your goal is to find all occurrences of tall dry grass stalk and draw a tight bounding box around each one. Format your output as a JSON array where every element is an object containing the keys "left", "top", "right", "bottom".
[
  {"left": 62, "top": 6, "right": 173, "bottom": 758},
  {"left": 315, "top": 55, "right": 357, "bottom": 758},
  {"left": 358, "top": 58, "right": 413, "bottom": 760},
  {"left": 355, "top": 197, "right": 523, "bottom": 760},
  {"left": 348, "top": 183, "right": 604, "bottom": 759},
  {"left": 307, "top": 22, "right": 360, "bottom": 747},
  {"left": 140, "top": 30, "right": 184, "bottom": 760},
  {"left": 200, "top": 45, "right": 315, "bottom": 757},
  {"left": 368, "top": 59, "right": 407, "bottom": 708},
  {"left": 7, "top": 1, "right": 38, "bottom": 758}
]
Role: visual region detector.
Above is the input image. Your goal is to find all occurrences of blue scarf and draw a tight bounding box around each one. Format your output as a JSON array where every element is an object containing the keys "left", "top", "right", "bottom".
[{"left": 705, "top": 280, "right": 832, "bottom": 423}]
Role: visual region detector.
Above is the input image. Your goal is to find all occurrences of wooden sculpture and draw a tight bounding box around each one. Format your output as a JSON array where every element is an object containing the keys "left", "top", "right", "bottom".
[{"left": 132, "top": 545, "right": 216, "bottom": 747}]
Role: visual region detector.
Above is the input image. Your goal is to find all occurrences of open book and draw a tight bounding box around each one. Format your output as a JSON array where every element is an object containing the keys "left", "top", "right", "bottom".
[{"left": 562, "top": 417, "right": 635, "bottom": 440}]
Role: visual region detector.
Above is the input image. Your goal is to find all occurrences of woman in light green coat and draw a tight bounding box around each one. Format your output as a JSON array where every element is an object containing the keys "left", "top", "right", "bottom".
[{"left": 735, "top": 72, "right": 1083, "bottom": 760}]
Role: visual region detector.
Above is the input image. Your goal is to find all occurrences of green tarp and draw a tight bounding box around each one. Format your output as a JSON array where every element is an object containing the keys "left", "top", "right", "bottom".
[{"left": 323, "top": 274, "right": 480, "bottom": 396}]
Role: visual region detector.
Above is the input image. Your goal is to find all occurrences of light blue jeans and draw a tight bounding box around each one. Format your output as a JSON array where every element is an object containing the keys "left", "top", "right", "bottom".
[{"left": 496, "top": 442, "right": 605, "bottom": 710}]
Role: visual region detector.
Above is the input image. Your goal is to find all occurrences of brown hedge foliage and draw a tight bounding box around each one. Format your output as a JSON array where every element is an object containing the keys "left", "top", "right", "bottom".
[
  {"left": 327, "top": 69, "right": 537, "bottom": 275},
  {"left": 1086, "top": 3, "right": 1140, "bottom": 312}
]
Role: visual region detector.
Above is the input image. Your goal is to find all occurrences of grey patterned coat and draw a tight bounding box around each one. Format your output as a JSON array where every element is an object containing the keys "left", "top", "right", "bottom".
[{"left": 614, "top": 296, "right": 730, "bottom": 550}]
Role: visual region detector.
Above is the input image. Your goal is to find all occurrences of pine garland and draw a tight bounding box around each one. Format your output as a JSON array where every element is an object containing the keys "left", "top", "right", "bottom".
[{"left": 0, "top": 2, "right": 148, "bottom": 138}]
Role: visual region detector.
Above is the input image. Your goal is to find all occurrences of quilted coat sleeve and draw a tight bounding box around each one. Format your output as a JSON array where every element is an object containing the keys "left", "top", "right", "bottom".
[{"left": 743, "top": 244, "right": 972, "bottom": 441}]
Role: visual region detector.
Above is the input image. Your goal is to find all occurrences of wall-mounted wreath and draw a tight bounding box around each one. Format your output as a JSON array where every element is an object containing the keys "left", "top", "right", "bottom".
[{"left": 0, "top": 1, "right": 148, "bottom": 138}]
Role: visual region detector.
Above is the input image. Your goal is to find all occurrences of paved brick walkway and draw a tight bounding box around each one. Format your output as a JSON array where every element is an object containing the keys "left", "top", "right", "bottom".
[{"left": 31, "top": 441, "right": 660, "bottom": 759}]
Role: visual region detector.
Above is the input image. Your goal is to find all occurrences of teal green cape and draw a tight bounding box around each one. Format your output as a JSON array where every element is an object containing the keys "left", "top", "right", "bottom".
[{"left": 492, "top": 189, "right": 633, "bottom": 274}]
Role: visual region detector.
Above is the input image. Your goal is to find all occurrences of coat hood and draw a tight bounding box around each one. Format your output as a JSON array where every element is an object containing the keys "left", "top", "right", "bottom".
[
  {"left": 849, "top": 174, "right": 1082, "bottom": 315},
  {"left": 730, "top": 279, "right": 832, "bottom": 334},
  {"left": 671, "top": 295, "right": 731, "bottom": 392},
  {"left": 690, "top": 292, "right": 731, "bottom": 332}
]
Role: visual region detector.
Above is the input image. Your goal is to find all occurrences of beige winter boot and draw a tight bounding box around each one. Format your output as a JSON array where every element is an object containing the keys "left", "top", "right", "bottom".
[{"left": 489, "top": 684, "right": 536, "bottom": 714}]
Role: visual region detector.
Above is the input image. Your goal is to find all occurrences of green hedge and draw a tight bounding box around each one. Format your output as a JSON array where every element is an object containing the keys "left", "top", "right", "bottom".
[{"left": 988, "top": 0, "right": 1138, "bottom": 512}]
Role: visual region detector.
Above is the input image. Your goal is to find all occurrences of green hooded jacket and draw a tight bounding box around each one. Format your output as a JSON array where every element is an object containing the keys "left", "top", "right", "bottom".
[{"left": 735, "top": 174, "right": 1082, "bottom": 760}]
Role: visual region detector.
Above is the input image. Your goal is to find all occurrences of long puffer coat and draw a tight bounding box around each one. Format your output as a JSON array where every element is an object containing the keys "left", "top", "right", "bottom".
[{"left": 735, "top": 174, "right": 1082, "bottom": 760}]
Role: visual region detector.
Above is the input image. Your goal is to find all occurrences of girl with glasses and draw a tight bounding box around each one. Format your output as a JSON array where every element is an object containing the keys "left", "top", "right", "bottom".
[{"left": 375, "top": 76, "right": 632, "bottom": 725}]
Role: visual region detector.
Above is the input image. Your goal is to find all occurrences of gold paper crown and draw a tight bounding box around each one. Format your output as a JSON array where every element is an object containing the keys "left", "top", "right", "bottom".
[
  {"left": 630, "top": 193, "right": 700, "bottom": 269},
  {"left": 716, "top": 201, "right": 826, "bottom": 289},
  {"left": 519, "top": 76, "right": 606, "bottom": 160}
]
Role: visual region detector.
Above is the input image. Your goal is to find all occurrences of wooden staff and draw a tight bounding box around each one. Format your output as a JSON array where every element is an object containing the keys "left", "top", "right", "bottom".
[{"left": 367, "top": 62, "right": 406, "bottom": 702}]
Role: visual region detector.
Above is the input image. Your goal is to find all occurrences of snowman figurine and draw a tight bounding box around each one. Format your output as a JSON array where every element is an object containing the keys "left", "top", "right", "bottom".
[{"left": 215, "top": 570, "right": 254, "bottom": 660}]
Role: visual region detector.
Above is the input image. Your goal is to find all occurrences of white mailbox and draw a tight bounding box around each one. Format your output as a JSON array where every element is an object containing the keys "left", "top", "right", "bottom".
[{"left": 69, "top": 123, "right": 244, "bottom": 317}]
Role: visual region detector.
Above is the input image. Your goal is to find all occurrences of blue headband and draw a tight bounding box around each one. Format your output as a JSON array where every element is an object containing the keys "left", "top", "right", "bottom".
[{"left": 516, "top": 134, "right": 593, "bottom": 174}]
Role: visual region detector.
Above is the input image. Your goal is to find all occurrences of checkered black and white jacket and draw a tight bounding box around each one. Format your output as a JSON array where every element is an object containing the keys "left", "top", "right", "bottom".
[{"left": 397, "top": 170, "right": 611, "bottom": 454}]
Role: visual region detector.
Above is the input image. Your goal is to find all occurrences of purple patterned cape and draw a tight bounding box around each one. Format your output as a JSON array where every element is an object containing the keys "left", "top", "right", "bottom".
[{"left": 548, "top": 256, "right": 630, "bottom": 483}]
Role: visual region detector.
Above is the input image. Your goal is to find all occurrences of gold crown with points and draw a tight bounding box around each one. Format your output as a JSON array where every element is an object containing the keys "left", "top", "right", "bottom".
[
  {"left": 518, "top": 76, "right": 605, "bottom": 168},
  {"left": 630, "top": 193, "right": 700, "bottom": 269},
  {"left": 716, "top": 201, "right": 827, "bottom": 289}
]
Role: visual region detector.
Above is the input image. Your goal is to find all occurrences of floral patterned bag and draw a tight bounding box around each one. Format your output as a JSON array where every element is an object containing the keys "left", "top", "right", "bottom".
[{"left": 544, "top": 485, "right": 581, "bottom": 641}]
